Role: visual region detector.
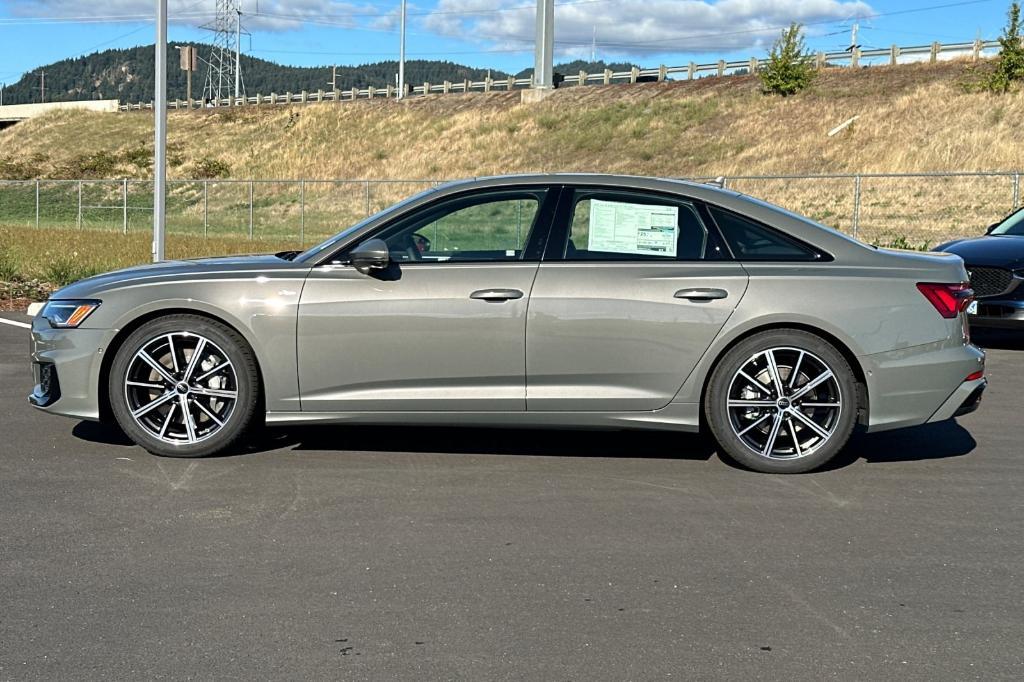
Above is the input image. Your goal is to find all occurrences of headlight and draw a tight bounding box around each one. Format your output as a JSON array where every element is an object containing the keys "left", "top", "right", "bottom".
[{"left": 40, "top": 300, "right": 101, "bottom": 328}]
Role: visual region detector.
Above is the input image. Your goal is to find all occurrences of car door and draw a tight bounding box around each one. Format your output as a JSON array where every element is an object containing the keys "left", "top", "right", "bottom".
[
  {"left": 526, "top": 186, "right": 749, "bottom": 412},
  {"left": 297, "top": 187, "right": 556, "bottom": 412}
]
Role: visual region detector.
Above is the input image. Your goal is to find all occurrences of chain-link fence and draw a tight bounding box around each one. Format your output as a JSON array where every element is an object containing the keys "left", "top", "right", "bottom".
[{"left": 2, "top": 172, "right": 1021, "bottom": 248}]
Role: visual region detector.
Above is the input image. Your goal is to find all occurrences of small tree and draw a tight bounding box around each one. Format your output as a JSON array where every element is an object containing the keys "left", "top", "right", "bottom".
[
  {"left": 987, "top": 2, "right": 1024, "bottom": 93},
  {"left": 760, "top": 23, "right": 816, "bottom": 96}
]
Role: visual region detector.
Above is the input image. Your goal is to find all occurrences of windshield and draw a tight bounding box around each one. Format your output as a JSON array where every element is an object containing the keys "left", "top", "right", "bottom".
[
  {"left": 991, "top": 207, "right": 1024, "bottom": 236},
  {"left": 294, "top": 186, "right": 439, "bottom": 263}
]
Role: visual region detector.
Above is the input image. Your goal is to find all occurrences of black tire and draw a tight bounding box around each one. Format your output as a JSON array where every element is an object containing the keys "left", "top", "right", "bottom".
[
  {"left": 705, "top": 329, "right": 859, "bottom": 474},
  {"left": 108, "top": 314, "right": 260, "bottom": 458}
]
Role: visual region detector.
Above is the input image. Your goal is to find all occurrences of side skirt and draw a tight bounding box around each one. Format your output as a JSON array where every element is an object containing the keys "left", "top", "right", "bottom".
[{"left": 265, "top": 402, "right": 701, "bottom": 432}]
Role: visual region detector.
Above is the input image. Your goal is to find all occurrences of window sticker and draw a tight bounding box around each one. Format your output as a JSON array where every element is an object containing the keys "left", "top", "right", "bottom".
[{"left": 587, "top": 199, "right": 679, "bottom": 257}]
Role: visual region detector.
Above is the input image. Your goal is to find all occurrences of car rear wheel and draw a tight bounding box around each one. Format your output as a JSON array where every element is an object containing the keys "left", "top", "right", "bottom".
[
  {"left": 108, "top": 315, "right": 260, "bottom": 458},
  {"left": 705, "top": 330, "right": 859, "bottom": 474}
]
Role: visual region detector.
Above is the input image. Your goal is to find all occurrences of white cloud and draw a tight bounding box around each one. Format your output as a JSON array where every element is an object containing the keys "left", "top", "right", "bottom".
[{"left": 423, "top": 0, "right": 875, "bottom": 58}]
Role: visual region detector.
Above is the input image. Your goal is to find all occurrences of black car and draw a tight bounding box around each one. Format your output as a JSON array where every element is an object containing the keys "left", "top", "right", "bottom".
[{"left": 935, "top": 207, "right": 1024, "bottom": 330}]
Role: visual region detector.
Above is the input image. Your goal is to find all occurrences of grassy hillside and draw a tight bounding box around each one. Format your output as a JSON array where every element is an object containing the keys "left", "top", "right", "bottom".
[
  {"left": 1, "top": 59, "right": 1023, "bottom": 296},
  {"left": 3, "top": 60, "right": 1021, "bottom": 181}
]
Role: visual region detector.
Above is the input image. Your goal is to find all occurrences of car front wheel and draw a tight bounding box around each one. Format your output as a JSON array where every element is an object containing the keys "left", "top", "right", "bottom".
[
  {"left": 705, "top": 330, "right": 859, "bottom": 474},
  {"left": 108, "top": 314, "right": 260, "bottom": 458}
]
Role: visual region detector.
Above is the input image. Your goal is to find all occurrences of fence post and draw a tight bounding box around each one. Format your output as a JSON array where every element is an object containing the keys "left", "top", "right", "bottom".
[
  {"left": 748, "top": 57, "right": 758, "bottom": 74},
  {"left": 35, "top": 180, "right": 39, "bottom": 229},
  {"left": 658, "top": 64, "right": 667, "bottom": 82},
  {"left": 1013, "top": 172, "right": 1021, "bottom": 209},
  {"left": 579, "top": 70, "right": 588, "bottom": 86},
  {"left": 890, "top": 44, "right": 899, "bottom": 66},
  {"left": 688, "top": 62, "right": 696, "bottom": 80},
  {"left": 364, "top": 180, "right": 371, "bottom": 217},
  {"left": 249, "top": 180, "right": 254, "bottom": 239},
  {"left": 717, "top": 60, "right": 726, "bottom": 77},
  {"left": 122, "top": 178, "right": 128, "bottom": 234},
  {"left": 203, "top": 180, "right": 209, "bottom": 237},
  {"left": 851, "top": 48, "right": 860, "bottom": 69},
  {"left": 299, "top": 179, "right": 305, "bottom": 246},
  {"left": 816, "top": 51, "right": 826, "bottom": 69},
  {"left": 630, "top": 66, "right": 639, "bottom": 83},
  {"left": 930, "top": 42, "right": 940, "bottom": 64},
  {"left": 852, "top": 175, "right": 862, "bottom": 239},
  {"left": 77, "top": 180, "right": 82, "bottom": 229},
  {"left": 973, "top": 38, "right": 982, "bottom": 62}
]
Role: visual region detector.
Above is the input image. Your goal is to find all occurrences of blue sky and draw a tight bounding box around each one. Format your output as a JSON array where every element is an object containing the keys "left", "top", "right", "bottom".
[{"left": 0, "top": 0, "right": 1016, "bottom": 85}]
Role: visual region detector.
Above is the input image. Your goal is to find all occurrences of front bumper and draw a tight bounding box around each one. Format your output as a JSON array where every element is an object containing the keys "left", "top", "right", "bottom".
[
  {"left": 28, "top": 316, "right": 115, "bottom": 421},
  {"left": 968, "top": 300, "right": 1024, "bottom": 330}
]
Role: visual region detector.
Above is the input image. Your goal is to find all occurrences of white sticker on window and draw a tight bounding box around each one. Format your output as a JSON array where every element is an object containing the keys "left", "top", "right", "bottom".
[{"left": 587, "top": 199, "right": 679, "bottom": 257}]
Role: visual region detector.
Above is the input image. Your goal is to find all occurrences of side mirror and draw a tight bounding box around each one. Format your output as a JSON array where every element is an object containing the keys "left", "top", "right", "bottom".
[
  {"left": 985, "top": 222, "right": 1000, "bottom": 235},
  {"left": 349, "top": 238, "right": 390, "bottom": 274}
]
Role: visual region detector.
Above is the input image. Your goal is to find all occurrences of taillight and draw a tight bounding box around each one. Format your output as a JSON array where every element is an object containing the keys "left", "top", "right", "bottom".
[{"left": 917, "top": 283, "right": 974, "bottom": 319}]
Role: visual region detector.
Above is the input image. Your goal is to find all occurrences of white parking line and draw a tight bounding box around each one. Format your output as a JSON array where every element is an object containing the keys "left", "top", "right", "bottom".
[{"left": 0, "top": 318, "right": 31, "bottom": 329}]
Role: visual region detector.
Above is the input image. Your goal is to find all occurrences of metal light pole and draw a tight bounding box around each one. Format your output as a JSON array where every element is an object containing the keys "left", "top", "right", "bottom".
[
  {"left": 397, "top": 0, "right": 407, "bottom": 99},
  {"left": 534, "top": 0, "right": 554, "bottom": 89},
  {"left": 153, "top": 0, "right": 168, "bottom": 262},
  {"left": 235, "top": 7, "right": 242, "bottom": 100}
]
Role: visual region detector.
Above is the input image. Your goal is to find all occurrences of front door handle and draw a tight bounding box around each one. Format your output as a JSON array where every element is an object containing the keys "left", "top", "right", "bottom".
[
  {"left": 674, "top": 288, "right": 728, "bottom": 301},
  {"left": 470, "top": 288, "right": 524, "bottom": 302}
]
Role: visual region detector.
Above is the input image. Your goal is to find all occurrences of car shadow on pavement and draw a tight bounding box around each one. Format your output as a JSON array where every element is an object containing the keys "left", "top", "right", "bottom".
[
  {"left": 824, "top": 420, "right": 977, "bottom": 470},
  {"left": 254, "top": 425, "right": 720, "bottom": 462},
  {"left": 71, "top": 417, "right": 976, "bottom": 469}
]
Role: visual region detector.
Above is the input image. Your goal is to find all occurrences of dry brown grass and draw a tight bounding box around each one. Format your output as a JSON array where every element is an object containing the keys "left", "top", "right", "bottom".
[
  {"left": 3, "top": 60, "right": 1022, "bottom": 183},
  {"left": 1, "top": 58, "right": 1022, "bottom": 287}
]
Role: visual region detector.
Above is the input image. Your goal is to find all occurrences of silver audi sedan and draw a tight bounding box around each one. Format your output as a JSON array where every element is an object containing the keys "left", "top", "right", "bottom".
[{"left": 28, "top": 174, "right": 986, "bottom": 473}]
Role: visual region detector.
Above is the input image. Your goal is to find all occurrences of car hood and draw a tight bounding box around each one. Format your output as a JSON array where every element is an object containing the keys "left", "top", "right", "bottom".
[
  {"left": 51, "top": 253, "right": 306, "bottom": 299},
  {"left": 934, "top": 235, "right": 1024, "bottom": 269}
]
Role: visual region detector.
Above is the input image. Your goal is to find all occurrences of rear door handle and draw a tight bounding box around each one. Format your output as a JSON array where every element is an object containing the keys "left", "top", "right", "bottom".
[
  {"left": 470, "top": 288, "right": 524, "bottom": 302},
  {"left": 674, "top": 288, "right": 728, "bottom": 301}
]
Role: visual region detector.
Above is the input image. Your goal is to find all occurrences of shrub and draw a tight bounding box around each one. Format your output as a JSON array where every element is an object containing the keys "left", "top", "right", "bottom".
[
  {"left": 986, "top": 2, "right": 1024, "bottom": 93},
  {"left": 186, "top": 158, "right": 232, "bottom": 180},
  {"left": 41, "top": 257, "right": 102, "bottom": 287},
  {"left": 760, "top": 23, "right": 816, "bottom": 96},
  {"left": 0, "top": 249, "right": 18, "bottom": 282}
]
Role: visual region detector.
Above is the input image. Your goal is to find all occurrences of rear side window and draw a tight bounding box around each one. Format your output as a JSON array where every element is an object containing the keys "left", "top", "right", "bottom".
[
  {"left": 708, "top": 205, "right": 824, "bottom": 262},
  {"left": 563, "top": 192, "right": 711, "bottom": 261}
]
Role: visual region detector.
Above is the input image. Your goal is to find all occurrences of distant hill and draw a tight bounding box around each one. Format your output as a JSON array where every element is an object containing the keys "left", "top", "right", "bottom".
[{"left": 0, "top": 44, "right": 515, "bottom": 105}]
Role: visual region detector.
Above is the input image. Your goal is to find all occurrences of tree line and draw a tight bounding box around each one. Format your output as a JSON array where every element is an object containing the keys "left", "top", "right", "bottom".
[{"left": 1, "top": 43, "right": 640, "bottom": 105}]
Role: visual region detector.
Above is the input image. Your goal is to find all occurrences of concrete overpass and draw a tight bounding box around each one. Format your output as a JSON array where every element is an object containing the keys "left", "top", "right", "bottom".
[{"left": 0, "top": 100, "right": 120, "bottom": 130}]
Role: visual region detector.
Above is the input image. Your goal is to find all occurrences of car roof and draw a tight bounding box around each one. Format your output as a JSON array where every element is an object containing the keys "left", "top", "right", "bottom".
[{"left": 434, "top": 173, "right": 738, "bottom": 200}]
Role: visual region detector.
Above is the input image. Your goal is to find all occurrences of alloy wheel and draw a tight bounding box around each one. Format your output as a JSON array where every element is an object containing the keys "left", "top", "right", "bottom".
[
  {"left": 123, "top": 332, "right": 238, "bottom": 445},
  {"left": 725, "top": 347, "right": 843, "bottom": 460}
]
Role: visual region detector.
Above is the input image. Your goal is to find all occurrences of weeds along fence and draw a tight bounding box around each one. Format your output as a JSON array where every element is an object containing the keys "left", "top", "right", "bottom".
[
  {"left": 119, "top": 39, "right": 1002, "bottom": 111},
  {"left": 1, "top": 172, "right": 1021, "bottom": 248}
]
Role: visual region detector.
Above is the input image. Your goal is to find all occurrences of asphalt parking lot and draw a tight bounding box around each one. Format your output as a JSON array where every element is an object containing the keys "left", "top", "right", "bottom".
[{"left": 1, "top": 314, "right": 1022, "bottom": 680}]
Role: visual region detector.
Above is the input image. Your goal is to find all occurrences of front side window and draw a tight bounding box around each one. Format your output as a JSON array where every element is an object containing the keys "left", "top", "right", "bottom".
[
  {"left": 377, "top": 191, "right": 544, "bottom": 263},
  {"left": 562, "top": 192, "right": 710, "bottom": 261},
  {"left": 708, "top": 205, "right": 824, "bottom": 262}
]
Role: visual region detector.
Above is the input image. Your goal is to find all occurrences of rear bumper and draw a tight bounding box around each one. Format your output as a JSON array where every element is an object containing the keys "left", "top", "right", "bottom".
[
  {"left": 862, "top": 341, "right": 985, "bottom": 433},
  {"left": 927, "top": 377, "right": 987, "bottom": 423}
]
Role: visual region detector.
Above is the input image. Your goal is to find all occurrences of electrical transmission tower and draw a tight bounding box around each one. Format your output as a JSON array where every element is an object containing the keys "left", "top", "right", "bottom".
[{"left": 201, "top": 0, "right": 246, "bottom": 103}]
